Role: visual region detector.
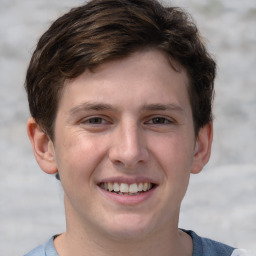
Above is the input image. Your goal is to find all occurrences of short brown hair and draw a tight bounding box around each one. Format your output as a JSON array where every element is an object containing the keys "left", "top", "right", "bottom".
[{"left": 25, "top": 0, "right": 216, "bottom": 139}]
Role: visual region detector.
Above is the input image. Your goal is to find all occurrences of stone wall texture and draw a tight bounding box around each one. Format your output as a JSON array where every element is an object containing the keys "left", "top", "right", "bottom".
[{"left": 0, "top": 0, "right": 255, "bottom": 255}]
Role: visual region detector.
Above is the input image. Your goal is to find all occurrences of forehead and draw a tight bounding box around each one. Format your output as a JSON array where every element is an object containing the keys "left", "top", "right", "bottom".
[{"left": 59, "top": 49, "right": 191, "bottom": 113}]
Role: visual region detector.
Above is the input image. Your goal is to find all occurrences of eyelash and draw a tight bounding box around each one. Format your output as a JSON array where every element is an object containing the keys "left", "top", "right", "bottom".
[
  {"left": 81, "top": 116, "right": 110, "bottom": 125},
  {"left": 79, "top": 115, "right": 175, "bottom": 127},
  {"left": 145, "top": 116, "right": 173, "bottom": 125}
]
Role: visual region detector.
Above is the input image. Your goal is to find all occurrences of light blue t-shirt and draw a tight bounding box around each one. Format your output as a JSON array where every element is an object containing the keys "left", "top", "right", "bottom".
[
  {"left": 24, "top": 236, "right": 57, "bottom": 256},
  {"left": 24, "top": 230, "right": 251, "bottom": 256}
]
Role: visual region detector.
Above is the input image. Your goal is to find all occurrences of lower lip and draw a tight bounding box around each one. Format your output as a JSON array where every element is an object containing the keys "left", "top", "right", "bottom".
[{"left": 98, "top": 186, "right": 157, "bottom": 205}]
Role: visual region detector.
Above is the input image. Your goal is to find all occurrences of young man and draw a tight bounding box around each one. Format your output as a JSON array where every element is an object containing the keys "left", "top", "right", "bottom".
[{"left": 24, "top": 0, "right": 251, "bottom": 255}]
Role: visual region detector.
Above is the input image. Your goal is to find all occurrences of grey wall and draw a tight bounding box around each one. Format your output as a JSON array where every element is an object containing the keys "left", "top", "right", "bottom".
[{"left": 0, "top": 0, "right": 255, "bottom": 255}]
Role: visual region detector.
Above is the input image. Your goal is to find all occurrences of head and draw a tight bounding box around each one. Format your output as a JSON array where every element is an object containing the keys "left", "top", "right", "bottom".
[
  {"left": 25, "top": 0, "right": 216, "bottom": 141},
  {"left": 25, "top": 0, "right": 216, "bottom": 242}
]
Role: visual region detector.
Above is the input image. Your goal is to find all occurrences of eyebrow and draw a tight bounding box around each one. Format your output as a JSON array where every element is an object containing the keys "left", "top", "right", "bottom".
[
  {"left": 141, "top": 103, "right": 185, "bottom": 113},
  {"left": 69, "top": 102, "right": 114, "bottom": 115},
  {"left": 69, "top": 102, "right": 185, "bottom": 115}
]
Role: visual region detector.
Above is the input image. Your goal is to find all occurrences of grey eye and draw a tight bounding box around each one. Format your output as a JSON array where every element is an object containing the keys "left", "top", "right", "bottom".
[
  {"left": 88, "top": 117, "right": 104, "bottom": 124},
  {"left": 151, "top": 117, "right": 170, "bottom": 124}
]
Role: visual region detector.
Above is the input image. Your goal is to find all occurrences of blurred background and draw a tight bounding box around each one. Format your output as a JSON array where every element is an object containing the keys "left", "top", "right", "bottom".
[{"left": 0, "top": 0, "right": 255, "bottom": 255}]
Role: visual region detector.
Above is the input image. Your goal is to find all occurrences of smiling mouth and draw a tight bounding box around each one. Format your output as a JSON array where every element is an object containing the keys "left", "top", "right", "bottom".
[{"left": 98, "top": 182, "right": 155, "bottom": 196}]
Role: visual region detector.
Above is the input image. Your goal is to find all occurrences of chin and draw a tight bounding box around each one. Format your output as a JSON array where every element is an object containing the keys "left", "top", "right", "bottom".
[{"left": 104, "top": 213, "right": 155, "bottom": 240}]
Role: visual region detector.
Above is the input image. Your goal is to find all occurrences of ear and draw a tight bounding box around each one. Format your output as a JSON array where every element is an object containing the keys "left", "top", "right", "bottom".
[
  {"left": 27, "top": 117, "right": 58, "bottom": 175},
  {"left": 191, "top": 122, "right": 213, "bottom": 174}
]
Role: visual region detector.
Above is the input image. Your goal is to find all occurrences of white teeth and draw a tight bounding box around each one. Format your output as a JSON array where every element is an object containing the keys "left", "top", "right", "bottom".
[
  {"left": 113, "top": 182, "right": 119, "bottom": 192},
  {"left": 101, "top": 182, "right": 153, "bottom": 194},
  {"left": 129, "top": 183, "right": 138, "bottom": 193},
  {"left": 108, "top": 182, "right": 113, "bottom": 192},
  {"left": 120, "top": 183, "right": 129, "bottom": 193},
  {"left": 143, "top": 182, "right": 149, "bottom": 191},
  {"left": 138, "top": 183, "right": 143, "bottom": 192}
]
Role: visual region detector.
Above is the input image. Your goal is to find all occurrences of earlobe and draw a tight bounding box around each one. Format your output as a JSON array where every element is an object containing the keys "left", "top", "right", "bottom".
[
  {"left": 27, "top": 117, "right": 58, "bottom": 175},
  {"left": 191, "top": 123, "right": 213, "bottom": 174}
]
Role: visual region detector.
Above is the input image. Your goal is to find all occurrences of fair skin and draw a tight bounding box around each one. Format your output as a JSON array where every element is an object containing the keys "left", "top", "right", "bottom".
[{"left": 27, "top": 49, "right": 212, "bottom": 256}]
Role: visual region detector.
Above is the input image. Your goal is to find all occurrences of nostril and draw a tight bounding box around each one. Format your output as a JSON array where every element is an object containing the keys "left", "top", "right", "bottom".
[{"left": 109, "top": 148, "right": 149, "bottom": 168}]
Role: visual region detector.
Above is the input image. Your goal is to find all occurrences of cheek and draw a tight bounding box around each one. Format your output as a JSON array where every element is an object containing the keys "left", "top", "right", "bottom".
[
  {"left": 54, "top": 131, "right": 108, "bottom": 181},
  {"left": 150, "top": 133, "right": 195, "bottom": 170},
  {"left": 149, "top": 133, "right": 195, "bottom": 197}
]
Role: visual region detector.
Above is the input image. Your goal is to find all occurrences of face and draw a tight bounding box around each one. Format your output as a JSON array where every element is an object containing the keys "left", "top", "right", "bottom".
[{"left": 48, "top": 50, "right": 203, "bottom": 240}]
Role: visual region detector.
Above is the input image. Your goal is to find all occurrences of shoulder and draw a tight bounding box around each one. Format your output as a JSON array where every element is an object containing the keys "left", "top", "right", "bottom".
[
  {"left": 24, "top": 237, "right": 58, "bottom": 256},
  {"left": 183, "top": 229, "right": 235, "bottom": 256},
  {"left": 24, "top": 245, "right": 45, "bottom": 256},
  {"left": 184, "top": 230, "right": 256, "bottom": 256},
  {"left": 231, "top": 249, "right": 256, "bottom": 256}
]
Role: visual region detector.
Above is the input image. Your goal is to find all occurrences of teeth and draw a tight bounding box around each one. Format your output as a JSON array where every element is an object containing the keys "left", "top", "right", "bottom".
[
  {"left": 129, "top": 183, "right": 138, "bottom": 193},
  {"left": 143, "top": 182, "right": 148, "bottom": 191},
  {"left": 138, "top": 183, "right": 143, "bottom": 192},
  {"left": 113, "top": 182, "right": 119, "bottom": 192},
  {"left": 108, "top": 182, "right": 113, "bottom": 192},
  {"left": 120, "top": 183, "right": 129, "bottom": 193},
  {"left": 100, "top": 182, "right": 153, "bottom": 194}
]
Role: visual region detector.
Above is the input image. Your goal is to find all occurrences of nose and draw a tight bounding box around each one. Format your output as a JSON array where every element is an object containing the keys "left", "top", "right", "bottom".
[{"left": 108, "top": 120, "right": 149, "bottom": 169}]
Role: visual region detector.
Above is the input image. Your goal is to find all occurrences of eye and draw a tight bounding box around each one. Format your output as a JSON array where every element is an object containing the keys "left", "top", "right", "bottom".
[
  {"left": 87, "top": 117, "right": 106, "bottom": 124},
  {"left": 78, "top": 115, "right": 112, "bottom": 132},
  {"left": 146, "top": 117, "right": 172, "bottom": 125},
  {"left": 81, "top": 116, "right": 110, "bottom": 125}
]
